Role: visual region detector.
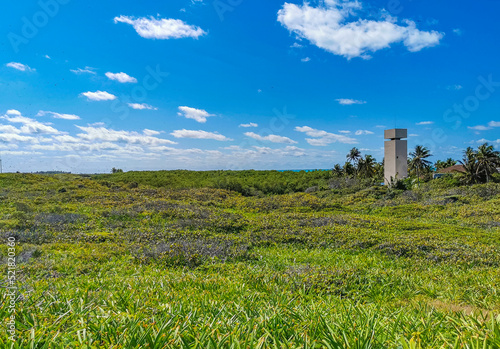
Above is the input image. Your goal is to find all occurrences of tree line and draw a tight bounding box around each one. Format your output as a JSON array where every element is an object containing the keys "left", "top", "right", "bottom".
[{"left": 332, "top": 142, "right": 500, "bottom": 185}]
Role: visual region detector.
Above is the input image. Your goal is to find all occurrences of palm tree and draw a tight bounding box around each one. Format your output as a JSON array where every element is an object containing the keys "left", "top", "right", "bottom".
[
  {"left": 343, "top": 162, "right": 356, "bottom": 177},
  {"left": 357, "top": 155, "right": 377, "bottom": 178},
  {"left": 459, "top": 147, "right": 480, "bottom": 184},
  {"left": 475, "top": 143, "right": 500, "bottom": 182},
  {"left": 409, "top": 145, "right": 433, "bottom": 186},
  {"left": 332, "top": 164, "right": 344, "bottom": 177},
  {"left": 435, "top": 158, "right": 457, "bottom": 171},
  {"left": 346, "top": 147, "right": 361, "bottom": 164}
]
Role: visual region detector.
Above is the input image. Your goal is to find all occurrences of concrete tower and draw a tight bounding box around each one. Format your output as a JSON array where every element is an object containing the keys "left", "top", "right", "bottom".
[{"left": 384, "top": 129, "right": 407, "bottom": 185}]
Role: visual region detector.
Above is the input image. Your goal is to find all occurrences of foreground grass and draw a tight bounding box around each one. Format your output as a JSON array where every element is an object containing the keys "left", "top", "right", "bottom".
[{"left": 0, "top": 173, "right": 499, "bottom": 348}]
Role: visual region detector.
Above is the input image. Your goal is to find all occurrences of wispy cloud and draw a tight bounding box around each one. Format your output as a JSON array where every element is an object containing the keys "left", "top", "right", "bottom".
[
  {"left": 416, "top": 121, "right": 434, "bottom": 125},
  {"left": 170, "top": 129, "right": 232, "bottom": 141},
  {"left": 178, "top": 106, "right": 214, "bottom": 123},
  {"left": 37, "top": 110, "right": 81, "bottom": 120},
  {"left": 468, "top": 125, "right": 491, "bottom": 131},
  {"left": 70, "top": 67, "right": 96, "bottom": 74},
  {"left": 244, "top": 132, "right": 297, "bottom": 144},
  {"left": 488, "top": 121, "right": 500, "bottom": 127},
  {"left": 447, "top": 84, "right": 463, "bottom": 90},
  {"left": 81, "top": 91, "right": 117, "bottom": 101},
  {"left": 277, "top": 1, "right": 443, "bottom": 59},
  {"left": 355, "top": 130, "right": 374, "bottom": 135},
  {"left": 336, "top": 98, "right": 366, "bottom": 105},
  {"left": 295, "top": 126, "right": 357, "bottom": 145},
  {"left": 105, "top": 72, "right": 137, "bottom": 83},
  {"left": 301, "top": 57, "right": 311, "bottom": 62},
  {"left": 114, "top": 15, "right": 206, "bottom": 39},
  {"left": 6, "top": 62, "right": 34, "bottom": 72},
  {"left": 128, "top": 103, "right": 158, "bottom": 110},
  {"left": 239, "top": 123, "right": 258, "bottom": 128}
]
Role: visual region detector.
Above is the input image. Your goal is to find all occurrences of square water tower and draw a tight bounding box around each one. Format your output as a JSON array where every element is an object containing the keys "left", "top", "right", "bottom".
[{"left": 384, "top": 129, "right": 408, "bottom": 185}]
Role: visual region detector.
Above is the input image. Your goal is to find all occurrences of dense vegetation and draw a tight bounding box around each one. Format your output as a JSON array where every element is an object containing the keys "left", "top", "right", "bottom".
[{"left": 1, "top": 171, "right": 499, "bottom": 348}]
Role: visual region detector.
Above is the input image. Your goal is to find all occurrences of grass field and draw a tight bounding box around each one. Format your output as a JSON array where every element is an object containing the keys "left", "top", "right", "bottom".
[{"left": 1, "top": 172, "right": 499, "bottom": 348}]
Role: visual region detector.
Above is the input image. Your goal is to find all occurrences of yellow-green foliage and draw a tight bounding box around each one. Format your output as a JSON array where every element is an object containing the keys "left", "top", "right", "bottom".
[{"left": 0, "top": 172, "right": 499, "bottom": 348}]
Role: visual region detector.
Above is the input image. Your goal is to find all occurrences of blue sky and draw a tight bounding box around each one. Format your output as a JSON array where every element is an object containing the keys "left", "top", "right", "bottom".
[{"left": 1, "top": 0, "right": 499, "bottom": 173}]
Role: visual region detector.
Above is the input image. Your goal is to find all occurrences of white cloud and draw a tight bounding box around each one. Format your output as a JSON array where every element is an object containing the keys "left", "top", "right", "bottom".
[
  {"left": 277, "top": 1, "right": 443, "bottom": 59},
  {"left": 244, "top": 132, "right": 297, "bottom": 144},
  {"left": 301, "top": 57, "right": 311, "bottom": 62},
  {"left": 71, "top": 67, "right": 96, "bottom": 74},
  {"left": 409, "top": 134, "right": 419, "bottom": 137},
  {"left": 105, "top": 72, "right": 137, "bottom": 83},
  {"left": 143, "top": 129, "right": 161, "bottom": 136},
  {"left": 81, "top": 91, "right": 117, "bottom": 101},
  {"left": 468, "top": 125, "right": 491, "bottom": 131},
  {"left": 170, "top": 129, "right": 232, "bottom": 141},
  {"left": 375, "top": 125, "right": 386, "bottom": 128},
  {"left": 6, "top": 110, "right": 21, "bottom": 116},
  {"left": 291, "top": 42, "right": 303, "bottom": 48},
  {"left": 44, "top": 55, "right": 51, "bottom": 59},
  {"left": 476, "top": 138, "right": 500, "bottom": 145},
  {"left": 36, "top": 110, "right": 81, "bottom": 120},
  {"left": 239, "top": 123, "right": 258, "bottom": 128},
  {"left": 114, "top": 15, "right": 206, "bottom": 39},
  {"left": 336, "top": 98, "right": 366, "bottom": 105},
  {"left": 178, "top": 106, "right": 214, "bottom": 123},
  {"left": 6, "top": 62, "right": 34, "bottom": 72},
  {"left": 338, "top": 130, "right": 351, "bottom": 134},
  {"left": 453, "top": 28, "right": 463, "bottom": 36},
  {"left": 416, "top": 121, "right": 434, "bottom": 125},
  {"left": 355, "top": 130, "right": 374, "bottom": 135},
  {"left": 128, "top": 103, "right": 158, "bottom": 110},
  {"left": 0, "top": 125, "right": 21, "bottom": 134},
  {"left": 2, "top": 114, "right": 60, "bottom": 134},
  {"left": 488, "top": 121, "right": 500, "bottom": 127},
  {"left": 76, "top": 126, "right": 176, "bottom": 145},
  {"left": 447, "top": 84, "right": 463, "bottom": 90},
  {"left": 295, "top": 126, "right": 357, "bottom": 145}
]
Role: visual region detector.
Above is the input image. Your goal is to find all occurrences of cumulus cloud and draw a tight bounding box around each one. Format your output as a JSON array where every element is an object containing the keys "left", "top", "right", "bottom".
[
  {"left": 416, "top": 121, "right": 434, "bottom": 125},
  {"left": 488, "top": 121, "right": 500, "bottom": 127},
  {"left": 2, "top": 114, "right": 60, "bottom": 134},
  {"left": 114, "top": 15, "right": 206, "bottom": 39},
  {"left": 178, "top": 106, "right": 214, "bottom": 123},
  {"left": 244, "top": 132, "right": 297, "bottom": 144},
  {"left": 277, "top": 1, "right": 443, "bottom": 59},
  {"left": 239, "top": 123, "right": 258, "bottom": 128},
  {"left": 81, "top": 91, "right": 117, "bottom": 101},
  {"left": 128, "top": 103, "right": 158, "bottom": 110},
  {"left": 105, "top": 72, "right": 137, "bottom": 83},
  {"left": 76, "top": 126, "right": 176, "bottom": 145},
  {"left": 301, "top": 57, "right": 311, "bottom": 62},
  {"left": 36, "top": 110, "right": 81, "bottom": 120},
  {"left": 336, "top": 98, "right": 366, "bottom": 105},
  {"left": 6, "top": 110, "right": 21, "bottom": 116},
  {"left": 6, "top": 62, "right": 34, "bottom": 72},
  {"left": 295, "top": 126, "right": 357, "bottom": 145},
  {"left": 170, "top": 129, "right": 232, "bottom": 141}
]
